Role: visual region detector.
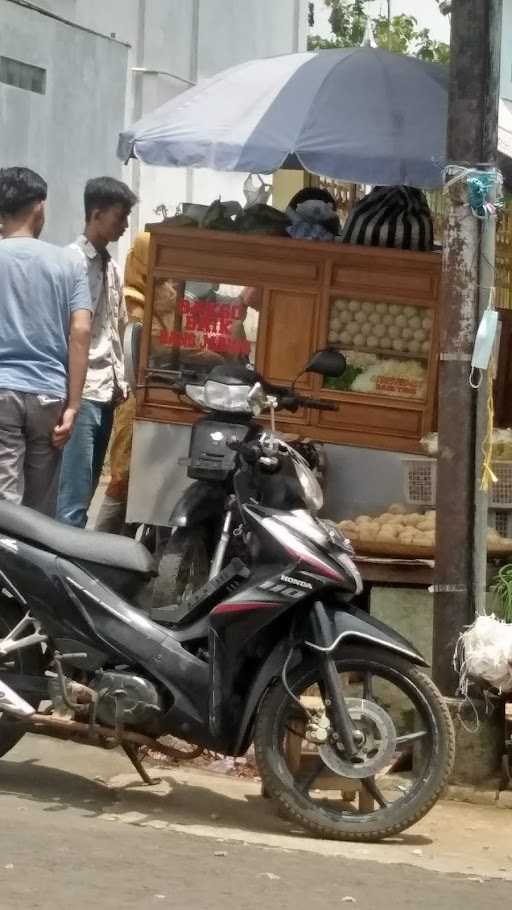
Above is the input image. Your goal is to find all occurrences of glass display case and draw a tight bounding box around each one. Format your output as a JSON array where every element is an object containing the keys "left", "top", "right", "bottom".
[{"left": 324, "top": 298, "right": 433, "bottom": 401}]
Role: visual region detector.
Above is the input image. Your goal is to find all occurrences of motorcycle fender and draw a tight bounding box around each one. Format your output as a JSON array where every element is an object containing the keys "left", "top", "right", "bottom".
[
  {"left": 170, "top": 482, "right": 227, "bottom": 529},
  {"left": 233, "top": 640, "right": 301, "bottom": 756},
  {"left": 306, "top": 604, "right": 428, "bottom": 666}
]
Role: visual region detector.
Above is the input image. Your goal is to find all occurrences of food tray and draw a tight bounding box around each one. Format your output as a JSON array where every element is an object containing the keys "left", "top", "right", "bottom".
[{"left": 353, "top": 540, "right": 512, "bottom": 560}]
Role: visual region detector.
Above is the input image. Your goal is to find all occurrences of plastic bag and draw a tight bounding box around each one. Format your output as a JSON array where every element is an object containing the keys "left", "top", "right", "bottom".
[
  {"left": 454, "top": 614, "right": 512, "bottom": 694},
  {"left": 286, "top": 199, "right": 338, "bottom": 242},
  {"left": 243, "top": 174, "right": 272, "bottom": 208},
  {"left": 235, "top": 203, "right": 290, "bottom": 236}
]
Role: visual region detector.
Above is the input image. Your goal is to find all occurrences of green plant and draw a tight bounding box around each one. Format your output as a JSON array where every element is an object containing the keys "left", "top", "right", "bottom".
[
  {"left": 490, "top": 564, "right": 512, "bottom": 622},
  {"left": 308, "top": 1, "right": 450, "bottom": 63},
  {"left": 324, "top": 365, "right": 363, "bottom": 390}
]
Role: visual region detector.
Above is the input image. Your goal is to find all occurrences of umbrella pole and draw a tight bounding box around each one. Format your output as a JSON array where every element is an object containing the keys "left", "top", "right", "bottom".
[{"left": 433, "top": 0, "right": 502, "bottom": 695}]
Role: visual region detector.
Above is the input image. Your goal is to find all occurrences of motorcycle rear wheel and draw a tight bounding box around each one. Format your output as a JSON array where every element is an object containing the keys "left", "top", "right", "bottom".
[
  {"left": 254, "top": 645, "right": 455, "bottom": 842},
  {"left": 0, "top": 599, "right": 43, "bottom": 758}
]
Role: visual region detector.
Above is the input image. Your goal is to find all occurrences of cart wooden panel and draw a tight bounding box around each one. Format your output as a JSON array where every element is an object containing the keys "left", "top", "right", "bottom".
[{"left": 138, "top": 224, "right": 442, "bottom": 454}]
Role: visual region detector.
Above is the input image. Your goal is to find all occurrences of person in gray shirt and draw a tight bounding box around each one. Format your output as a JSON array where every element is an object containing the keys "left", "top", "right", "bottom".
[{"left": 0, "top": 167, "right": 93, "bottom": 516}]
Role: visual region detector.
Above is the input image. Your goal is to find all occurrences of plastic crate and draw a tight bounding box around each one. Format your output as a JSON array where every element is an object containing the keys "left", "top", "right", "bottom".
[
  {"left": 490, "top": 462, "right": 512, "bottom": 509},
  {"left": 402, "top": 457, "right": 437, "bottom": 508},
  {"left": 488, "top": 509, "right": 512, "bottom": 538}
]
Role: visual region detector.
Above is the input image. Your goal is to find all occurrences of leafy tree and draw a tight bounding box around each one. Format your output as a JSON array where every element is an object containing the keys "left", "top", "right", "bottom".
[{"left": 308, "top": 1, "right": 450, "bottom": 63}]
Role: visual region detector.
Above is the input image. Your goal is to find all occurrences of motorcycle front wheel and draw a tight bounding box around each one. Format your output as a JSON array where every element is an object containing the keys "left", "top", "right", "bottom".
[
  {"left": 151, "top": 528, "right": 211, "bottom": 611},
  {"left": 254, "top": 645, "right": 455, "bottom": 842}
]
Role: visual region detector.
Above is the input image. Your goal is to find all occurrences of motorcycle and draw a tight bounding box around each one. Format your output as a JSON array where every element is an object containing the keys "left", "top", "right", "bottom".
[
  {"left": 144, "top": 350, "right": 332, "bottom": 611},
  {"left": 0, "top": 351, "right": 455, "bottom": 842}
]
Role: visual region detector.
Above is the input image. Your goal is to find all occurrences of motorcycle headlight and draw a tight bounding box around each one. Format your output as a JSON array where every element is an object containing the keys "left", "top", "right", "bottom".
[
  {"left": 186, "top": 381, "right": 251, "bottom": 412},
  {"left": 294, "top": 460, "right": 324, "bottom": 512}
]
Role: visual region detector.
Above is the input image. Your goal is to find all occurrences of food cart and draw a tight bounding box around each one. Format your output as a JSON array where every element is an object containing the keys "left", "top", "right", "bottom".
[{"left": 126, "top": 223, "right": 441, "bottom": 523}]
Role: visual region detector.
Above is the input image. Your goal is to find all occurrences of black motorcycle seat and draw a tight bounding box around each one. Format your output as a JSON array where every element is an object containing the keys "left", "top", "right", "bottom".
[{"left": 0, "top": 501, "right": 155, "bottom": 575}]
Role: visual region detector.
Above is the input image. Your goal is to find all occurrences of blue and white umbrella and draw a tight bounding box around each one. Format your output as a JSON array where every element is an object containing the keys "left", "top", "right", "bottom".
[{"left": 118, "top": 47, "right": 449, "bottom": 189}]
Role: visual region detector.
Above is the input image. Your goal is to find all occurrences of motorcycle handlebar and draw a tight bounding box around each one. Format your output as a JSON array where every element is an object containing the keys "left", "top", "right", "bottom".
[
  {"left": 142, "top": 370, "right": 338, "bottom": 412},
  {"left": 279, "top": 394, "right": 338, "bottom": 413}
]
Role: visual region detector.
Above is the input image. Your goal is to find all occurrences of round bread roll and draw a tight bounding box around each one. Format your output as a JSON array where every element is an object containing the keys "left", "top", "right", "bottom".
[
  {"left": 338, "top": 519, "right": 357, "bottom": 533},
  {"left": 416, "top": 519, "right": 435, "bottom": 532},
  {"left": 377, "top": 527, "right": 399, "bottom": 542},
  {"left": 389, "top": 503, "right": 408, "bottom": 515},
  {"left": 411, "top": 532, "right": 434, "bottom": 547},
  {"left": 355, "top": 515, "right": 372, "bottom": 525},
  {"left": 402, "top": 513, "right": 423, "bottom": 527},
  {"left": 358, "top": 524, "right": 378, "bottom": 541}
]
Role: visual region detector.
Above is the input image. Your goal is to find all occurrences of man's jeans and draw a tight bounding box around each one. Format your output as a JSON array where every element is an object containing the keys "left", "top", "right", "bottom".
[
  {"left": 57, "top": 399, "right": 114, "bottom": 528},
  {"left": 0, "top": 390, "right": 64, "bottom": 516}
]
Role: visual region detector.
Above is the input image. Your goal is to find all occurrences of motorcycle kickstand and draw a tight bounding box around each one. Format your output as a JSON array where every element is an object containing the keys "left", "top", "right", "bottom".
[{"left": 122, "top": 743, "right": 161, "bottom": 786}]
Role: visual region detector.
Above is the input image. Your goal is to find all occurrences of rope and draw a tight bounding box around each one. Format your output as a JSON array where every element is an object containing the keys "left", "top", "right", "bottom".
[{"left": 480, "top": 358, "right": 498, "bottom": 492}]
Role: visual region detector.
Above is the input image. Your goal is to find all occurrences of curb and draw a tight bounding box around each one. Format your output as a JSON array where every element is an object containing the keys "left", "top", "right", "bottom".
[{"left": 445, "top": 784, "right": 512, "bottom": 808}]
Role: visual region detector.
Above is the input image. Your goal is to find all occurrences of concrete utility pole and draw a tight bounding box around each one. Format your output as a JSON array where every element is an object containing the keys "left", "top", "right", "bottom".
[{"left": 433, "top": 0, "right": 502, "bottom": 695}]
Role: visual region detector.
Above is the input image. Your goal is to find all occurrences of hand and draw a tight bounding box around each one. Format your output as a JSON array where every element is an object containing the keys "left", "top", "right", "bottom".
[{"left": 52, "top": 407, "right": 78, "bottom": 448}]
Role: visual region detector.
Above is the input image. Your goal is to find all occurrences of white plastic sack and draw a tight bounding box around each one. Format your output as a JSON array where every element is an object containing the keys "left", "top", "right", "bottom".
[
  {"left": 455, "top": 614, "right": 512, "bottom": 694},
  {"left": 243, "top": 174, "right": 272, "bottom": 208}
]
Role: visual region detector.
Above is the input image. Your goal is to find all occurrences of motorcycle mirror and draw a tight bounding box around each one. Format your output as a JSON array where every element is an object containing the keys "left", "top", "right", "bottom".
[
  {"left": 303, "top": 348, "right": 347, "bottom": 378},
  {"left": 123, "top": 322, "right": 143, "bottom": 392}
]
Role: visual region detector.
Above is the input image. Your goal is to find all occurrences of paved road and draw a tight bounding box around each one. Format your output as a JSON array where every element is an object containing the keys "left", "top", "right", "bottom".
[
  {"left": 0, "top": 737, "right": 510, "bottom": 909},
  {"left": 1, "top": 806, "right": 510, "bottom": 910}
]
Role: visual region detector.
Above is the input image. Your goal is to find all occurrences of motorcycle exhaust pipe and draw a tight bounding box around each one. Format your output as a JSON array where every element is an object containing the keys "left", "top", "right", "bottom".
[{"left": 0, "top": 681, "right": 35, "bottom": 718}]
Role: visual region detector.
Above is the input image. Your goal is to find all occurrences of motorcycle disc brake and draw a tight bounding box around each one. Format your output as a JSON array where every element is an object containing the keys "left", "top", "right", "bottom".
[{"left": 319, "top": 697, "right": 397, "bottom": 780}]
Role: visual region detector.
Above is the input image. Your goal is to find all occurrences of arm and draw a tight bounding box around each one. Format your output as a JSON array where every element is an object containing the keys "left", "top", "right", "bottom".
[{"left": 53, "top": 310, "right": 92, "bottom": 448}]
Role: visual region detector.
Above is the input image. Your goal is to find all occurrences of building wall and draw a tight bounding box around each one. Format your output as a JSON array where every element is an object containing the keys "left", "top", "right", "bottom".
[
  {"left": 0, "top": 0, "right": 128, "bottom": 244},
  {"left": 502, "top": 0, "right": 512, "bottom": 102},
  {"left": 4, "top": 1, "right": 308, "bottom": 250}
]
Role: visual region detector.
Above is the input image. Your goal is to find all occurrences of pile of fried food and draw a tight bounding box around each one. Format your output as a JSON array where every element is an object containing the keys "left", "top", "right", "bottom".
[{"left": 338, "top": 503, "right": 512, "bottom": 551}]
